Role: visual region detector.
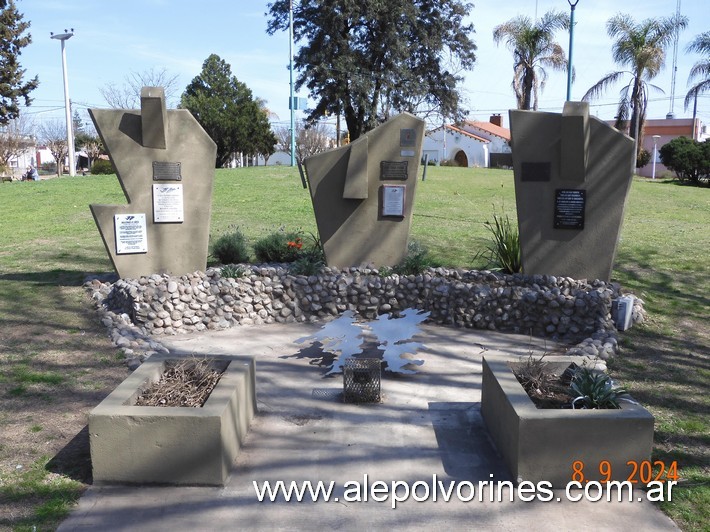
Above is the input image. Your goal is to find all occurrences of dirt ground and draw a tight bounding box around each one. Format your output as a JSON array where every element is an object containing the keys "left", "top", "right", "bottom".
[{"left": 0, "top": 287, "right": 128, "bottom": 527}]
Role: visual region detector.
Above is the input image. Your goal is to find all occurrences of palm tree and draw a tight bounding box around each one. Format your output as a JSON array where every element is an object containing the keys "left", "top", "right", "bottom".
[
  {"left": 684, "top": 31, "right": 710, "bottom": 112},
  {"left": 582, "top": 13, "right": 687, "bottom": 156},
  {"left": 493, "top": 10, "right": 570, "bottom": 111}
]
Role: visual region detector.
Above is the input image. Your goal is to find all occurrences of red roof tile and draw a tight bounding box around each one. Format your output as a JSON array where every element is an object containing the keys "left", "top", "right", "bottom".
[
  {"left": 428, "top": 124, "right": 490, "bottom": 143},
  {"left": 463, "top": 120, "right": 511, "bottom": 141}
]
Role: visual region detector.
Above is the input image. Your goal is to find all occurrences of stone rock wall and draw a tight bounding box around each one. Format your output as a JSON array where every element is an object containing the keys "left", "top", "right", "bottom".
[{"left": 85, "top": 265, "right": 645, "bottom": 370}]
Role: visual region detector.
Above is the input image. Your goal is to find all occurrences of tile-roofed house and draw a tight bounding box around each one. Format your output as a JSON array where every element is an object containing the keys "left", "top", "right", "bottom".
[
  {"left": 423, "top": 123, "right": 491, "bottom": 167},
  {"left": 422, "top": 114, "right": 511, "bottom": 168},
  {"left": 463, "top": 115, "right": 511, "bottom": 142}
]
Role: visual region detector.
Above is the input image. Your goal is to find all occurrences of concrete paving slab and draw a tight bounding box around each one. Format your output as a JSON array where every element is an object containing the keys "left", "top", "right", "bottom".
[{"left": 59, "top": 322, "right": 678, "bottom": 531}]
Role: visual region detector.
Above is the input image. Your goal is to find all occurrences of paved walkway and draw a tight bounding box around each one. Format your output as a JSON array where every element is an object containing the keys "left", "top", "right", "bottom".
[{"left": 59, "top": 322, "right": 678, "bottom": 531}]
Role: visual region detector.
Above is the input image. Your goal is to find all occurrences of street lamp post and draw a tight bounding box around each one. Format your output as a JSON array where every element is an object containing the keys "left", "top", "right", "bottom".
[
  {"left": 652, "top": 135, "right": 660, "bottom": 180},
  {"left": 51, "top": 29, "right": 75, "bottom": 177},
  {"left": 288, "top": 1, "right": 295, "bottom": 167},
  {"left": 566, "top": 0, "right": 580, "bottom": 101}
]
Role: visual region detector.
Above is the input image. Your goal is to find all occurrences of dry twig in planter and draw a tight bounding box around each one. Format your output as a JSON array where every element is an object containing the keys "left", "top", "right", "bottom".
[{"left": 135, "top": 357, "right": 224, "bottom": 407}]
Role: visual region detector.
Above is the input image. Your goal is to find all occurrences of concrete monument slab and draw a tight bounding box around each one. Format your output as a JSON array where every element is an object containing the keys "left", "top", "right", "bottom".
[
  {"left": 509, "top": 102, "right": 635, "bottom": 281},
  {"left": 303, "top": 113, "right": 425, "bottom": 268},
  {"left": 89, "top": 87, "right": 217, "bottom": 279}
]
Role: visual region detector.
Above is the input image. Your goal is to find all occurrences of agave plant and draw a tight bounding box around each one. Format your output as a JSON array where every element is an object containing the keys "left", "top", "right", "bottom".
[
  {"left": 570, "top": 367, "right": 627, "bottom": 409},
  {"left": 475, "top": 212, "right": 522, "bottom": 274}
]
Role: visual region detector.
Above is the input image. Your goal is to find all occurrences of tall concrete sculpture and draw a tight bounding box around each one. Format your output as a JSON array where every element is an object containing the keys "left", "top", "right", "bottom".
[
  {"left": 303, "top": 113, "right": 425, "bottom": 268},
  {"left": 89, "top": 87, "right": 217, "bottom": 279},
  {"left": 509, "top": 102, "right": 635, "bottom": 282}
]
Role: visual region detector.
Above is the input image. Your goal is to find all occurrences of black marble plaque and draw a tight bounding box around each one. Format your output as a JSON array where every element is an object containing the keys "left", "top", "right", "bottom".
[
  {"left": 554, "top": 189, "right": 586, "bottom": 229},
  {"left": 152, "top": 161, "right": 182, "bottom": 181},
  {"left": 521, "top": 161, "right": 551, "bottom": 182},
  {"left": 380, "top": 160, "right": 408, "bottom": 180}
]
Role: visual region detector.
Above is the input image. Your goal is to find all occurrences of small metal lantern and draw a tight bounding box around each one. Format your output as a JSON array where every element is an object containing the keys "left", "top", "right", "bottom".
[{"left": 343, "top": 357, "right": 381, "bottom": 403}]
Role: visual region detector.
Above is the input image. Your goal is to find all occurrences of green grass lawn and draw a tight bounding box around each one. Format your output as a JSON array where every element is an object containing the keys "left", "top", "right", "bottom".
[{"left": 0, "top": 167, "right": 708, "bottom": 530}]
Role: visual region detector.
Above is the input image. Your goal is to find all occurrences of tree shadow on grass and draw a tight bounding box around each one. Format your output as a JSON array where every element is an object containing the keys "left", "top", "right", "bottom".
[{"left": 0, "top": 269, "right": 117, "bottom": 287}]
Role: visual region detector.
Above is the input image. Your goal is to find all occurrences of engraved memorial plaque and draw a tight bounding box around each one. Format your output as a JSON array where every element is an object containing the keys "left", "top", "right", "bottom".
[
  {"left": 554, "top": 189, "right": 586, "bottom": 229},
  {"left": 381, "top": 185, "right": 406, "bottom": 217},
  {"left": 152, "top": 184, "right": 184, "bottom": 223},
  {"left": 380, "top": 160, "right": 408, "bottom": 180},
  {"left": 114, "top": 214, "right": 148, "bottom": 254},
  {"left": 400, "top": 128, "right": 416, "bottom": 147},
  {"left": 521, "top": 161, "right": 551, "bottom": 182},
  {"left": 152, "top": 161, "right": 182, "bottom": 181}
]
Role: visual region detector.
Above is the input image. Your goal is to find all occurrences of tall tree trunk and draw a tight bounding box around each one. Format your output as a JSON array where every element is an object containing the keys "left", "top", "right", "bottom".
[
  {"left": 522, "top": 67, "right": 535, "bottom": 110},
  {"left": 630, "top": 78, "right": 643, "bottom": 159}
]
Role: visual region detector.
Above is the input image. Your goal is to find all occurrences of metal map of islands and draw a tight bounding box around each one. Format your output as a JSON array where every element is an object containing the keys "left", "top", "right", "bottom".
[{"left": 296, "top": 309, "right": 430, "bottom": 375}]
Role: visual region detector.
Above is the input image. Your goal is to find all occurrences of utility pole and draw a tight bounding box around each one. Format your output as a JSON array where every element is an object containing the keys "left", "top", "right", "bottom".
[
  {"left": 51, "top": 29, "right": 75, "bottom": 176},
  {"left": 566, "top": 1, "right": 580, "bottom": 101},
  {"left": 289, "top": 1, "right": 296, "bottom": 167}
]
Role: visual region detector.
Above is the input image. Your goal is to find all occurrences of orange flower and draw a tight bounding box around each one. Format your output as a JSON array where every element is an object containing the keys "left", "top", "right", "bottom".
[{"left": 287, "top": 238, "right": 303, "bottom": 250}]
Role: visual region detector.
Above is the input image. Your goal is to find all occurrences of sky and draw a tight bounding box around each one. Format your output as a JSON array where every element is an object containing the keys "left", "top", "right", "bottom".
[{"left": 15, "top": 0, "right": 710, "bottom": 134}]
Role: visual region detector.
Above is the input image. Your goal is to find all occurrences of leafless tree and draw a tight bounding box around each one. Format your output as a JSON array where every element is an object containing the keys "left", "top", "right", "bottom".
[
  {"left": 39, "top": 120, "right": 69, "bottom": 176},
  {"left": 0, "top": 115, "right": 35, "bottom": 173},
  {"left": 275, "top": 121, "right": 333, "bottom": 163},
  {"left": 84, "top": 139, "right": 104, "bottom": 168},
  {"left": 99, "top": 67, "right": 180, "bottom": 109}
]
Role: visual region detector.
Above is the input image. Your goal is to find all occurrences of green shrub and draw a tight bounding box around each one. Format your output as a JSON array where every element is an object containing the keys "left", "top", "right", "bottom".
[
  {"left": 220, "top": 264, "right": 248, "bottom": 279},
  {"left": 394, "top": 240, "right": 437, "bottom": 275},
  {"left": 659, "top": 136, "right": 710, "bottom": 185},
  {"left": 90, "top": 159, "right": 115, "bottom": 175},
  {"left": 253, "top": 230, "right": 303, "bottom": 263},
  {"left": 211, "top": 229, "right": 250, "bottom": 264},
  {"left": 570, "top": 367, "right": 627, "bottom": 409},
  {"left": 474, "top": 212, "right": 521, "bottom": 274},
  {"left": 378, "top": 266, "right": 394, "bottom": 277},
  {"left": 636, "top": 147, "right": 651, "bottom": 168},
  {"left": 289, "top": 255, "right": 324, "bottom": 276}
]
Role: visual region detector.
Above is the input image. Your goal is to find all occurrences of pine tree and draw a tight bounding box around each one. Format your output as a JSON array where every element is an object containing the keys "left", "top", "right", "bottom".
[
  {"left": 266, "top": 0, "right": 477, "bottom": 141},
  {"left": 0, "top": 0, "right": 39, "bottom": 125},
  {"left": 181, "top": 54, "right": 276, "bottom": 167}
]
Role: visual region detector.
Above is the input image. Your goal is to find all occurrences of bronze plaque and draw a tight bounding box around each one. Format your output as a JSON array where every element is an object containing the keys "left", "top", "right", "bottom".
[
  {"left": 521, "top": 161, "right": 551, "bottom": 182},
  {"left": 380, "top": 161, "right": 408, "bottom": 181},
  {"left": 554, "top": 189, "right": 586, "bottom": 229},
  {"left": 152, "top": 161, "right": 182, "bottom": 181}
]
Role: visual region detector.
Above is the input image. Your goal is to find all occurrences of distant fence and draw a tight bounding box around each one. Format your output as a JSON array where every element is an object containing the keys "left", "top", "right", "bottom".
[{"left": 490, "top": 153, "right": 513, "bottom": 169}]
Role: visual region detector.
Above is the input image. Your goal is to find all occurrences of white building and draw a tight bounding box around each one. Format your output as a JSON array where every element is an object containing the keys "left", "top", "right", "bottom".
[
  {"left": 422, "top": 115, "right": 511, "bottom": 168},
  {"left": 423, "top": 124, "right": 490, "bottom": 167},
  {"left": 462, "top": 115, "right": 512, "bottom": 157}
]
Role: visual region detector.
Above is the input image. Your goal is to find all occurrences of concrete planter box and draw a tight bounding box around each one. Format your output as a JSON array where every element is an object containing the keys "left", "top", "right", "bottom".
[
  {"left": 481, "top": 356, "right": 653, "bottom": 487},
  {"left": 89, "top": 355, "right": 256, "bottom": 486}
]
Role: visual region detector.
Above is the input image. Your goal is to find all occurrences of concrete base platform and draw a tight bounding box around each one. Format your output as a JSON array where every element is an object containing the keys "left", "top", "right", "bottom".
[{"left": 59, "top": 323, "right": 678, "bottom": 531}]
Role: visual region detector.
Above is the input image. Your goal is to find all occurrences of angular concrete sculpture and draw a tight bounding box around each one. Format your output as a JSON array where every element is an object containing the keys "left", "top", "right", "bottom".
[
  {"left": 303, "top": 113, "right": 425, "bottom": 268},
  {"left": 89, "top": 87, "right": 217, "bottom": 279},
  {"left": 509, "top": 102, "right": 635, "bottom": 281}
]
